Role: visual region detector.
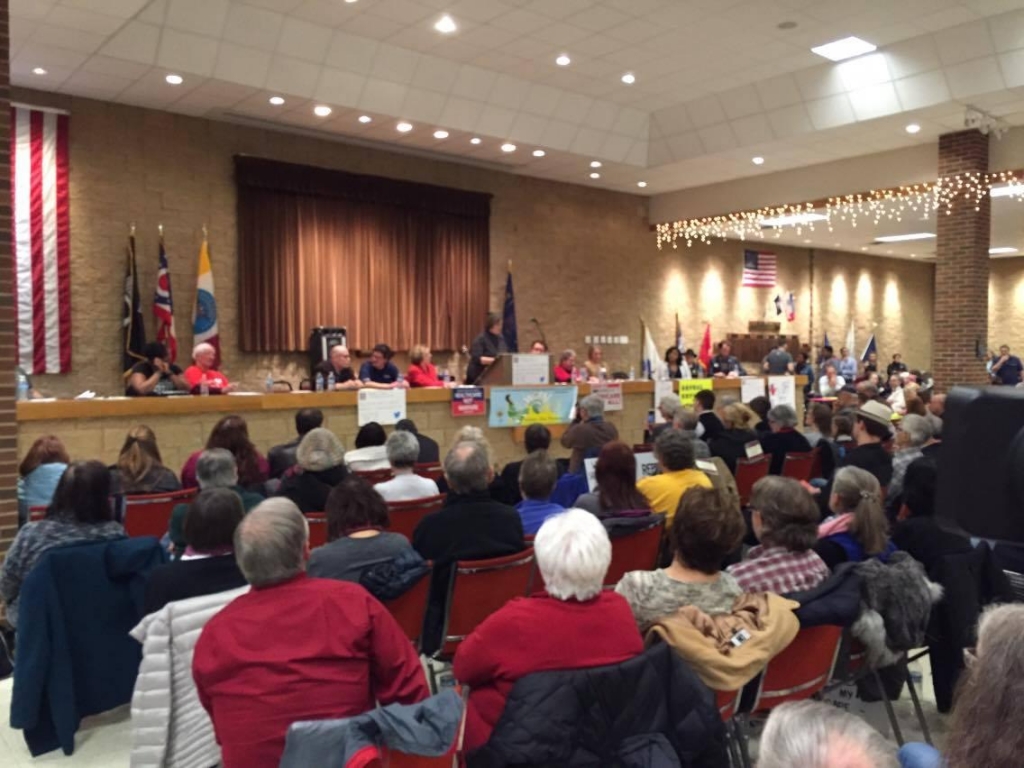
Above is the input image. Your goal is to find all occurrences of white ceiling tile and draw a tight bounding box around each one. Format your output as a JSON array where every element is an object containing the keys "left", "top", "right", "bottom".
[
  {"left": 99, "top": 20, "right": 161, "bottom": 64},
  {"left": 836, "top": 53, "right": 893, "bottom": 91},
  {"left": 474, "top": 51, "right": 527, "bottom": 75},
  {"left": 464, "top": 24, "right": 521, "bottom": 49},
  {"left": 521, "top": 83, "right": 562, "bottom": 116},
  {"left": 934, "top": 19, "right": 995, "bottom": 65},
  {"left": 61, "top": 69, "right": 133, "bottom": 98},
  {"left": 45, "top": 5, "right": 126, "bottom": 35},
  {"left": 611, "top": 106, "right": 647, "bottom": 137},
  {"left": 570, "top": 34, "right": 621, "bottom": 58},
  {"left": 278, "top": 17, "right": 331, "bottom": 63},
  {"left": 999, "top": 49, "right": 1024, "bottom": 88},
  {"left": 265, "top": 54, "right": 321, "bottom": 98},
  {"left": 288, "top": 0, "right": 352, "bottom": 27},
  {"left": 387, "top": 27, "right": 442, "bottom": 54},
  {"left": 438, "top": 96, "right": 484, "bottom": 132},
  {"left": 370, "top": 43, "right": 420, "bottom": 85},
  {"left": 893, "top": 70, "right": 953, "bottom": 110},
  {"left": 530, "top": 22, "right": 594, "bottom": 47},
  {"left": 451, "top": 65, "right": 497, "bottom": 100},
  {"left": 766, "top": 103, "right": 814, "bottom": 138},
  {"left": 475, "top": 104, "right": 518, "bottom": 137},
  {"left": 508, "top": 111, "right": 548, "bottom": 144},
  {"left": 342, "top": 13, "right": 406, "bottom": 40},
  {"left": 597, "top": 132, "right": 633, "bottom": 162},
  {"left": 368, "top": 0, "right": 435, "bottom": 25},
  {"left": 324, "top": 31, "right": 378, "bottom": 75},
  {"left": 358, "top": 77, "right": 407, "bottom": 114},
  {"left": 12, "top": 0, "right": 54, "bottom": 22},
  {"left": 697, "top": 123, "right": 737, "bottom": 153},
  {"left": 61, "top": 0, "right": 149, "bottom": 19},
  {"left": 136, "top": 0, "right": 167, "bottom": 25},
  {"left": 400, "top": 88, "right": 447, "bottom": 124},
  {"left": 624, "top": 139, "right": 648, "bottom": 166},
  {"left": 499, "top": 36, "right": 554, "bottom": 60},
  {"left": 730, "top": 113, "right": 774, "bottom": 145},
  {"left": 490, "top": 8, "right": 550, "bottom": 35},
  {"left": 685, "top": 95, "right": 726, "bottom": 129},
  {"left": 847, "top": 82, "right": 902, "bottom": 120},
  {"left": 604, "top": 17, "right": 663, "bottom": 45},
  {"left": 552, "top": 91, "right": 594, "bottom": 123},
  {"left": 222, "top": 4, "right": 284, "bottom": 50},
  {"left": 666, "top": 132, "right": 703, "bottom": 161},
  {"left": 563, "top": 6, "right": 630, "bottom": 33},
  {"left": 946, "top": 55, "right": 1005, "bottom": 98},
  {"left": 883, "top": 36, "right": 942, "bottom": 80},
  {"left": 156, "top": 29, "right": 220, "bottom": 75},
  {"left": 540, "top": 119, "right": 579, "bottom": 151},
  {"left": 214, "top": 41, "right": 272, "bottom": 89},
  {"left": 651, "top": 102, "right": 692, "bottom": 136},
  {"left": 30, "top": 23, "right": 106, "bottom": 54},
  {"left": 794, "top": 64, "right": 846, "bottom": 101},
  {"left": 648, "top": 138, "right": 673, "bottom": 166},
  {"left": 410, "top": 54, "right": 461, "bottom": 92},
  {"left": 526, "top": 0, "right": 594, "bottom": 20},
  {"left": 718, "top": 84, "right": 763, "bottom": 120},
  {"left": 805, "top": 93, "right": 856, "bottom": 130},
  {"left": 81, "top": 54, "right": 150, "bottom": 79},
  {"left": 165, "top": 0, "right": 229, "bottom": 37},
  {"left": 584, "top": 100, "right": 619, "bottom": 132},
  {"left": 447, "top": 0, "right": 510, "bottom": 24},
  {"left": 989, "top": 9, "right": 1024, "bottom": 53},
  {"left": 569, "top": 126, "right": 605, "bottom": 155}
]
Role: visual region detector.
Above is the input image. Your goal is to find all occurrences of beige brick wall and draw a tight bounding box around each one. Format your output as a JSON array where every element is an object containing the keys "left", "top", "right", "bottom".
[{"left": 989, "top": 257, "right": 1024, "bottom": 355}]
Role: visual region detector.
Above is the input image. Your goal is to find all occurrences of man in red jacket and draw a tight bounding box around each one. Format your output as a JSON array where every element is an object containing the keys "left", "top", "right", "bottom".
[{"left": 192, "top": 498, "right": 429, "bottom": 768}]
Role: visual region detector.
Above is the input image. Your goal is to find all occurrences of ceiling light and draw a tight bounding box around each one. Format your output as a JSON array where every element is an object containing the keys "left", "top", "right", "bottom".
[
  {"left": 556, "top": 54, "right": 571, "bottom": 66},
  {"left": 910, "top": 254, "right": 917, "bottom": 258},
  {"left": 873, "top": 232, "right": 935, "bottom": 243},
  {"left": 434, "top": 14, "right": 457, "bottom": 34},
  {"left": 637, "top": 181, "right": 647, "bottom": 188},
  {"left": 268, "top": 96, "right": 285, "bottom": 106},
  {"left": 165, "top": 74, "right": 183, "bottom": 85},
  {"left": 990, "top": 247, "right": 1018, "bottom": 255},
  {"left": 990, "top": 184, "right": 1024, "bottom": 198},
  {"left": 313, "top": 105, "right": 332, "bottom": 117},
  {"left": 621, "top": 72, "right": 635, "bottom": 85},
  {"left": 470, "top": 137, "right": 481, "bottom": 145},
  {"left": 433, "top": 129, "right": 449, "bottom": 139},
  {"left": 532, "top": 149, "right": 545, "bottom": 157},
  {"left": 811, "top": 36, "right": 877, "bottom": 62},
  {"left": 861, "top": 246, "right": 869, "bottom": 251},
  {"left": 396, "top": 121, "right": 413, "bottom": 132},
  {"left": 752, "top": 156, "right": 765, "bottom": 165},
  {"left": 32, "top": 67, "right": 47, "bottom": 76},
  {"left": 590, "top": 160, "right": 602, "bottom": 168},
  {"left": 759, "top": 213, "right": 828, "bottom": 227},
  {"left": 501, "top": 142, "right": 516, "bottom": 152},
  {"left": 905, "top": 123, "right": 921, "bottom": 134},
  {"left": 589, "top": 172, "right": 600, "bottom": 179},
  {"left": 345, "top": 0, "right": 358, "bottom": 3},
  {"left": 804, "top": 239, "right": 812, "bottom": 244},
  {"left": 358, "top": 115, "right": 372, "bottom": 124}
]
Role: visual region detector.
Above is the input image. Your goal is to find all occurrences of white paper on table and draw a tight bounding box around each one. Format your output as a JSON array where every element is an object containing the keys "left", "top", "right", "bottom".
[
  {"left": 511, "top": 354, "right": 550, "bottom": 385},
  {"left": 590, "top": 382, "right": 623, "bottom": 411},
  {"left": 740, "top": 376, "right": 766, "bottom": 404},
  {"left": 357, "top": 388, "right": 407, "bottom": 426},
  {"left": 653, "top": 379, "right": 674, "bottom": 423},
  {"left": 768, "top": 375, "right": 796, "bottom": 410}
]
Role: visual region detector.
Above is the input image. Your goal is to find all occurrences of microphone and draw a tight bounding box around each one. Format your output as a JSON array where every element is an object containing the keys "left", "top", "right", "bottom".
[{"left": 530, "top": 318, "right": 547, "bottom": 345}]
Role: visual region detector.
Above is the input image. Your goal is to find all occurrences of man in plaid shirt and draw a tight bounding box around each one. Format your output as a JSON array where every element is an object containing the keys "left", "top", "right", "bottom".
[{"left": 728, "top": 476, "right": 829, "bottom": 594}]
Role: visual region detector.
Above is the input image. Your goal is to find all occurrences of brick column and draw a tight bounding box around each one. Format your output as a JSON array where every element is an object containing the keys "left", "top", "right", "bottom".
[
  {"left": 0, "top": 0, "right": 13, "bottom": 564},
  {"left": 933, "top": 130, "right": 990, "bottom": 391}
]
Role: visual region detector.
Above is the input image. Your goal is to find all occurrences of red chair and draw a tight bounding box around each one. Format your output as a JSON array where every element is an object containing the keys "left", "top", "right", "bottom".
[
  {"left": 603, "top": 521, "right": 665, "bottom": 586},
  {"left": 750, "top": 624, "right": 844, "bottom": 712},
  {"left": 384, "top": 567, "right": 432, "bottom": 647},
  {"left": 123, "top": 488, "right": 197, "bottom": 538},
  {"left": 734, "top": 455, "right": 769, "bottom": 507},
  {"left": 632, "top": 443, "right": 654, "bottom": 454},
  {"left": 413, "top": 463, "right": 444, "bottom": 482},
  {"left": 781, "top": 452, "right": 815, "bottom": 483},
  {"left": 28, "top": 505, "right": 47, "bottom": 522},
  {"left": 356, "top": 468, "right": 394, "bottom": 485},
  {"left": 386, "top": 494, "right": 446, "bottom": 541},
  {"left": 306, "top": 512, "right": 328, "bottom": 548},
  {"left": 437, "top": 549, "right": 535, "bottom": 658}
]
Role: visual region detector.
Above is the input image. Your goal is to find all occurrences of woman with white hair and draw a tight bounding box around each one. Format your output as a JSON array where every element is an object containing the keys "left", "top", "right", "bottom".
[
  {"left": 275, "top": 428, "right": 349, "bottom": 513},
  {"left": 183, "top": 342, "right": 235, "bottom": 393},
  {"left": 888, "top": 413, "right": 931, "bottom": 500},
  {"left": 452, "top": 508, "right": 643, "bottom": 752}
]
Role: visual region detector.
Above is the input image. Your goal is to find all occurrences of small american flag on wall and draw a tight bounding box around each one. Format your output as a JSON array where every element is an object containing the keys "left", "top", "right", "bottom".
[{"left": 742, "top": 250, "right": 777, "bottom": 287}]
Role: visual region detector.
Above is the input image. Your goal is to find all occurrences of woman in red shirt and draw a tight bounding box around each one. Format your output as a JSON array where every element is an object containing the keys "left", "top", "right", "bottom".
[
  {"left": 405, "top": 344, "right": 449, "bottom": 388},
  {"left": 452, "top": 508, "right": 643, "bottom": 752},
  {"left": 552, "top": 349, "right": 577, "bottom": 383}
]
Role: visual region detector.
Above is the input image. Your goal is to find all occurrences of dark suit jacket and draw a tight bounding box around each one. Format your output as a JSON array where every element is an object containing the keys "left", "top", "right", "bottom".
[
  {"left": 759, "top": 428, "right": 812, "bottom": 475},
  {"left": 413, "top": 432, "right": 440, "bottom": 464},
  {"left": 698, "top": 411, "right": 725, "bottom": 441},
  {"left": 143, "top": 555, "right": 247, "bottom": 615},
  {"left": 276, "top": 464, "right": 349, "bottom": 514},
  {"left": 268, "top": 438, "right": 300, "bottom": 480}
]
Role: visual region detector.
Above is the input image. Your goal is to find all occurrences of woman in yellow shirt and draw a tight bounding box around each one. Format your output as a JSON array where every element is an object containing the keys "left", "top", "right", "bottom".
[{"left": 637, "top": 429, "right": 712, "bottom": 521}]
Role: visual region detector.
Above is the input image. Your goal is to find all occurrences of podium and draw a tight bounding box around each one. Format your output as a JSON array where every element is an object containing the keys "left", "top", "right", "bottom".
[
  {"left": 474, "top": 354, "right": 513, "bottom": 386},
  {"left": 473, "top": 354, "right": 551, "bottom": 386}
]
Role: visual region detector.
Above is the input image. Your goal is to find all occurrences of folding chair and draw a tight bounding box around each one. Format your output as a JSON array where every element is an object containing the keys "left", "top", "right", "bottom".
[
  {"left": 387, "top": 494, "right": 446, "bottom": 541},
  {"left": 632, "top": 444, "right": 654, "bottom": 453},
  {"left": 413, "top": 463, "right": 444, "bottom": 483},
  {"left": 781, "top": 452, "right": 815, "bottom": 483},
  {"left": 384, "top": 568, "right": 432, "bottom": 648},
  {"left": 306, "top": 512, "right": 328, "bottom": 548},
  {"left": 603, "top": 520, "right": 665, "bottom": 587},
  {"left": 123, "top": 488, "right": 198, "bottom": 538},
  {"left": 28, "top": 505, "right": 47, "bottom": 522},
  {"left": 356, "top": 468, "right": 394, "bottom": 485},
  {"left": 714, "top": 689, "right": 744, "bottom": 768},
  {"left": 734, "top": 456, "right": 769, "bottom": 507}
]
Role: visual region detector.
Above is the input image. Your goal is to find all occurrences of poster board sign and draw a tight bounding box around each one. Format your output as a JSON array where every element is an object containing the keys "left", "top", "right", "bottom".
[
  {"left": 585, "top": 451, "right": 659, "bottom": 492},
  {"left": 357, "top": 388, "right": 407, "bottom": 426},
  {"left": 489, "top": 386, "right": 578, "bottom": 427},
  {"left": 679, "top": 378, "right": 713, "bottom": 407},
  {"left": 450, "top": 386, "right": 485, "bottom": 417},
  {"left": 768, "top": 375, "right": 796, "bottom": 410},
  {"left": 590, "top": 382, "right": 623, "bottom": 412},
  {"left": 740, "top": 376, "right": 766, "bottom": 403},
  {"left": 512, "top": 354, "right": 550, "bottom": 385},
  {"left": 653, "top": 379, "right": 674, "bottom": 423}
]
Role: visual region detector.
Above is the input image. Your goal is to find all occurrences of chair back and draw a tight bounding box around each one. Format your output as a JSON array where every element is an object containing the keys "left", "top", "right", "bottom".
[
  {"left": 28, "top": 505, "right": 47, "bottom": 522},
  {"left": 714, "top": 689, "right": 741, "bottom": 721},
  {"left": 632, "top": 443, "right": 654, "bottom": 454},
  {"left": 356, "top": 468, "right": 394, "bottom": 485},
  {"left": 306, "top": 512, "right": 328, "bottom": 548},
  {"left": 781, "top": 452, "right": 815, "bottom": 483},
  {"left": 413, "top": 463, "right": 444, "bottom": 482},
  {"left": 386, "top": 494, "right": 446, "bottom": 541},
  {"left": 384, "top": 568, "right": 432, "bottom": 648},
  {"left": 124, "top": 488, "right": 197, "bottom": 538},
  {"left": 809, "top": 444, "right": 824, "bottom": 479},
  {"left": 440, "top": 549, "right": 535, "bottom": 658},
  {"left": 734, "top": 455, "right": 770, "bottom": 506},
  {"left": 751, "top": 624, "right": 844, "bottom": 712},
  {"left": 603, "top": 521, "right": 665, "bottom": 586}
]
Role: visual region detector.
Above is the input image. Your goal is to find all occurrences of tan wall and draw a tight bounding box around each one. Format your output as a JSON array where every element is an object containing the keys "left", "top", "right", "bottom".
[{"left": 989, "top": 257, "right": 1024, "bottom": 354}]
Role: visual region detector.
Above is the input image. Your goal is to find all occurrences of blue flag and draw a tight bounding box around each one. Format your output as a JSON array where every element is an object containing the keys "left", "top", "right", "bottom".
[
  {"left": 823, "top": 331, "right": 831, "bottom": 349},
  {"left": 860, "top": 334, "right": 877, "bottom": 362},
  {"left": 502, "top": 270, "right": 518, "bottom": 353}
]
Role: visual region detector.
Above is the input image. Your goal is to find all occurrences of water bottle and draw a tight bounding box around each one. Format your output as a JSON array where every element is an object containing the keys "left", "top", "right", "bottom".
[
  {"left": 16, "top": 374, "right": 29, "bottom": 401},
  {"left": 265, "top": 373, "right": 274, "bottom": 393},
  {"left": 326, "top": 371, "right": 336, "bottom": 391},
  {"left": 600, "top": 365, "right": 608, "bottom": 382},
  {"left": 315, "top": 373, "right": 324, "bottom": 392},
  {"left": 628, "top": 365, "right": 636, "bottom": 381},
  {"left": 396, "top": 371, "right": 404, "bottom": 386},
  {"left": 200, "top": 375, "right": 210, "bottom": 396},
  {"left": 442, "top": 368, "right": 451, "bottom": 384}
]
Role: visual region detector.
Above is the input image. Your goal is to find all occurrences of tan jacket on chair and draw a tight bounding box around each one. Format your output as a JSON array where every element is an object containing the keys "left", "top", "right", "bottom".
[{"left": 646, "top": 592, "right": 800, "bottom": 692}]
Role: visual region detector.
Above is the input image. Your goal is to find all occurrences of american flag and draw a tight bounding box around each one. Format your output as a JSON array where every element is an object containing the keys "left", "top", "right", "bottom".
[
  {"left": 154, "top": 239, "right": 178, "bottom": 363},
  {"left": 742, "top": 250, "right": 777, "bottom": 287}
]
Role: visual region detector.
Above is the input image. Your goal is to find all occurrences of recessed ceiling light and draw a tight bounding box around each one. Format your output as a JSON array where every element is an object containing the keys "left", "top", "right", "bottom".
[
  {"left": 621, "top": 72, "right": 635, "bottom": 85},
  {"left": 345, "top": 0, "right": 358, "bottom": 3},
  {"left": 637, "top": 181, "right": 647, "bottom": 188},
  {"left": 590, "top": 160, "right": 602, "bottom": 168},
  {"left": 434, "top": 14, "right": 457, "bottom": 34},
  {"left": 532, "top": 149, "right": 545, "bottom": 157},
  {"left": 910, "top": 253, "right": 917, "bottom": 258},
  {"left": 804, "top": 239, "right": 813, "bottom": 244},
  {"left": 589, "top": 172, "right": 600, "bottom": 179},
  {"left": 313, "top": 104, "right": 332, "bottom": 117},
  {"left": 811, "top": 36, "right": 877, "bottom": 62},
  {"left": 556, "top": 54, "right": 571, "bottom": 66},
  {"left": 268, "top": 96, "right": 285, "bottom": 106},
  {"left": 358, "top": 115, "right": 372, "bottom": 123},
  {"left": 470, "top": 137, "right": 482, "bottom": 145},
  {"left": 861, "top": 246, "right": 869, "bottom": 251},
  {"left": 990, "top": 184, "right": 1024, "bottom": 198},
  {"left": 32, "top": 67, "right": 47, "bottom": 76},
  {"left": 501, "top": 143, "right": 516, "bottom": 152},
  {"left": 752, "top": 156, "right": 765, "bottom": 165},
  {"left": 396, "top": 121, "right": 413, "bottom": 132},
  {"left": 433, "top": 129, "right": 449, "bottom": 139},
  {"left": 990, "top": 247, "right": 1018, "bottom": 254},
  {"left": 874, "top": 232, "right": 935, "bottom": 243},
  {"left": 905, "top": 123, "right": 921, "bottom": 134},
  {"left": 165, "top": 74, "right": 183, "bottom": 85},
  {"left": 760, "top": 213, "right": 828, "bottom": 227}
]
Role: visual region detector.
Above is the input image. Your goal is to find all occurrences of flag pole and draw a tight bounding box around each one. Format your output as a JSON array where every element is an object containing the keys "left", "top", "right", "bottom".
[{"left": 158, "top": 223, "right": 163, "bottom": 239}]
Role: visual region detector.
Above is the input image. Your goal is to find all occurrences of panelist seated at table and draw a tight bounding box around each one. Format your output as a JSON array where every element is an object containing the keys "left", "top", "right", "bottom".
[
  {"left": 312, "top": 345, "right": 362, "bottom": 390},
  {"left": 184, "top": 342, "right": 236, "bottom": 393},
  {"left": 126, "top": 342, "right": 189, "bottom": 396},
  {"left": 406, "top": 344, "right": 453, "bottom": 388},
  {"left": 359, "top": 343, "right": 408, "bottom": 390},
  {"left": 553, "top": 349, "right": 577, "bottom": 383}
]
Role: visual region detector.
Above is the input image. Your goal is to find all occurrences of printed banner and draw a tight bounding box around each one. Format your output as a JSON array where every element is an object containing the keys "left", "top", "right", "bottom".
[
  {"left": 590, "top": 382, "right": 623, "bottom": 412},
  {"left": 768, "top": 375, "right": 796, "bottom": 410},
  {"left": 357, "top": 388, "right": 407, "bottom": 426},
  {"left": 489, "top": 386, "right": 578, "bottom": 427},
  {"left": 679, "top": 378, "right": 713, "bottom": 407},
  {"left": 451, "top": 386, "right": 486, "bottom": 417}
]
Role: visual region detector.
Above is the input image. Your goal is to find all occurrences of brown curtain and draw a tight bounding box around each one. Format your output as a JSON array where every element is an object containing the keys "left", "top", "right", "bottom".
[{"left": 236, "top": 156, "right": 491, "bottom": 352}]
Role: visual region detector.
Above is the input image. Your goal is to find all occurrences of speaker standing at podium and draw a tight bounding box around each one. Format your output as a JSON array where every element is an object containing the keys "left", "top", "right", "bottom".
[{"left": 466, "top": 312, "right": 508, "bottom": 384}]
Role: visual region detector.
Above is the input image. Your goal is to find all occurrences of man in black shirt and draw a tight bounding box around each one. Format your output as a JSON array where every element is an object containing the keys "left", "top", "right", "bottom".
[
  {"left": 312, "top": 345, "right": 362, "bottom": 390},
  {"left": 268, "top": 408, "right": 323, "bottom": 479},
  {"left": 843, "top": 400, "right": 894, "bottom": 487},
  {"left": 395, "top": 418, "right": 440, "bottom": 464},
  {"left": 886, "top": 353, "right": 908, "bottom": 379},
  {"left": 126, "top": 341, "right": 189, "bottom": 396},
  {"left": 710, "top": 341, "right": 746, "bottom": 376},
  {"left": 466, "top": 312, "right": 508, "bottom": 383}
]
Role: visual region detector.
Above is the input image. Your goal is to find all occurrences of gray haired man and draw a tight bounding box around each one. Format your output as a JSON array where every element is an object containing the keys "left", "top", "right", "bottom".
[
  {"left": 374, "top": 430, "right": 440, "bottom": 502},
  {"left": 560, "top": 394, "right": 619, "bottom": 473}
]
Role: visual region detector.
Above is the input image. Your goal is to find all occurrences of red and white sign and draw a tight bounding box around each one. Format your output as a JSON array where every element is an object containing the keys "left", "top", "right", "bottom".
[
  {"left": 451, "top": 386, "right": 486, "bottom": 417},
  {"left": 590, "top": 382, "right": 623, "bottom": 412}
]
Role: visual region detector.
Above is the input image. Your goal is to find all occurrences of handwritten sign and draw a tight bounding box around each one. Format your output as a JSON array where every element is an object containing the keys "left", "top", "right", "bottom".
[
  {"left": 679, "top": 378, "right": 713, "bottom": 407},
  {"left": 590, "top": 382, "right": 623, "bottom": 412},
  {"left": 357, "top": 388, "right": 407, "bottom": 426},
  {"left": 512, "top": 354, "right": 550, "bottom": 385},
  {"left": 740, "top": 376, "right": 766, "bottom": 403},
  {"left": 768, "top": 375, "right": 796, "bottom": 410},
  {"left": 450, "top": 386, "right": 485, "bottom": 417}
]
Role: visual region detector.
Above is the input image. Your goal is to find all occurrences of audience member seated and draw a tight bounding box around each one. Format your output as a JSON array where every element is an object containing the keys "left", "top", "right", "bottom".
[
  {"left": 344, "top": 422, "right": 390, "bottom": 472},
  {"left": 707, "top": 402, "right": 759, "bottom": 474},
  {"left": 727, "top": 476, "right": 829, "bottom": 594},
  {"left": 843, "top": 401, "right": 895, "bottom": 486},
  {"left": 887, "top": 374, "right": 906, "bottom": 412},
  {"left": 183, "top": 342, "right": 234, "bottom": 393},
  {"left": 645, "top": 395, "right": 680, "bottom": 442},
  {"left": 836, "top": 384, "right": 859, "bottom": 411},
  {"left": 748, "top": 395, "right": 771, "bottom": 435},
  {"left": 268, "top": 408, "right": 323, "bottom": 480},
  {"left": 616, "top": 487, "right": 744, "bottom": 631},
  {"left": 1, "top": 461, "right": 125, "bottom": 628},
  {"left": 359, "top": 343, "right": 407, "bottom": 389},
  {"left": 375, "top": 430, "right": 440, "bottom": 502},
  {"left": 552, "top": 349, "right": 576, "bottom": 383},
  {"left": 143, "top": 488, "right": 247, "bottom": 614},
  {"left": 453, "top": 509, "right": 643, "bottom": 752},
  {"left": 760, "top": 404, "right": 813, "bottom": 475},
  {"left": 802, "top": 402, "right": 829, "bottom": 447},
  {"left": 815, "top": 466, "right": 895, "bottom": 570},
  {"left": 891, "top": 458, "right": 971, "bottom": 578},
  {"left": 395, "top": 418, "right": 440, "bottom": 464},
  {"left": 637, "top": 429, "right": 712, "bottom": 520},
  {"left": 817, "top": 364, "right": 845, "bottom": 397},
  {"left": 575, "top": 441, "right": 653, "bottom": 520},
  {"left": 412, "top": 441, "right": 525, "bottom": 654},
  {"left": 806, "top": 403, "right": 839, "bottom": 481},
  {"left": 276, "top": 428, "right": 349, "bottom": 513},
  {"left": 406, "top": 344, "right": 447, "bottom": 388},
  {"left": 169, "top": 449, "right": 264, "bottom": 555},
  {"left": 192, "top": 498, "right": 429, "bottom": 768},
  {"left": 312, "top": 345, "right": 361, "bottom": 390},
  {"left": 560, "top": 394, "right": 619, "bottom": 473},
  {"left": 113, "top": 425, "right": 181, "bottom": 495},
  {"left": 671, "top": 408, "right": 711, "bottom": 458},
  {"left": 761, "top": 701, "right": 898, "bottom": 768},
  {"left": 492, "top": 424, "right": 550, "bottom": 506},
  {"left": 126, "top": 341, "right": 189, "bottom": 396},
  {"left": 856, "top": 380, "right": 880, "bottom": 406},
  {"left": 693, "top": 389, "right": 725, "bottom": 439},
  {"left": 515, "top": 451, "right": 564, "bottom": 535},
  {"left": 181, "top": 415, "right": 269, "bottom": 491},
  {"left": 888, "top": 414, "right": 931, "bottom": 501},
  {"left": 308, "top": 476, "right": 415, "bottom": 583},
  {"left": 17, "top": 434, "right": 69, "bottom": 527}
]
